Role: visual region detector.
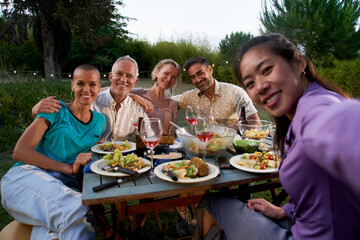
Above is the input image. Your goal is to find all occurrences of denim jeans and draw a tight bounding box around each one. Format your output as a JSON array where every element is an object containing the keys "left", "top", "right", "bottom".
[
  {"left": 195, "top": 196, "right": 293, "bottom": 240},
  {"left": 1, "top": 165, "right": 95, "bottom": 240}
]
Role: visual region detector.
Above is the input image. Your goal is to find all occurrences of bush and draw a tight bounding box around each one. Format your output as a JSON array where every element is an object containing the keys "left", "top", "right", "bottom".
[
  {"left": 318, "top": 59, "right": 360, "bottom": 98},
  {"left": 0, "top": 78, "right": 72, "bottom": 152},
  {"left": 214, "top": 65, "right": 236, "bottom": 84}
]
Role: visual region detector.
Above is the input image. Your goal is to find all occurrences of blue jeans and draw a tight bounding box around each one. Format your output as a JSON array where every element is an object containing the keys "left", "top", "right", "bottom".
[
  {"left": 1, "top": 165, "right": 95, "bottom": 240},
  {"left": 197, "top": 196, "right": 293, "bottom": 240}
]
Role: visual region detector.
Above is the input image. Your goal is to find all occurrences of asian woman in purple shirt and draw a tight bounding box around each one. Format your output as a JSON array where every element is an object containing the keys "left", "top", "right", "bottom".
[{"left": 194, "top": 33, "right": 360, "bottom": 240}]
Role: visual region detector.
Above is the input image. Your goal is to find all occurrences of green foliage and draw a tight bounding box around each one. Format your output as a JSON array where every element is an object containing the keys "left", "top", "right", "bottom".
[
  {"left": 1, "top": 0, "right": 130, "bottom": 79},
  {"left": 261, "top": 0, "right": 360, "bottom": 63},
  {"left": 317, "top": 59, "right": 360, "bottom": 97},
  {"left": 0, "top": 79, "right": 72, "bottom": 152},
  {"left": 213, "top": 65, "right": 236, "bottom": 84},
  {"left": 215, "top": 31, "right": 254, "bottom": 84},
  {"left": 66, "top": 36, "right": 127, "bottom": 73},
  {"left": 123, "top": 39, "right": 154, "bottom": 76},
  {"left": 0, "top": 36, "right": 43, "bottom": 72},
  {"left": 219, "top": 32, "right": 253, "bottom": 65},
  {"left": 144, "top": 37, "right": 220, "bottom": 83}
]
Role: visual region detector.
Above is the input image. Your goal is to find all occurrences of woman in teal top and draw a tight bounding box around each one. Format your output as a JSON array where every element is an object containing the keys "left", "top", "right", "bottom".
[{"left": 1, "top": 64, "right": 105, "bottom": 240}]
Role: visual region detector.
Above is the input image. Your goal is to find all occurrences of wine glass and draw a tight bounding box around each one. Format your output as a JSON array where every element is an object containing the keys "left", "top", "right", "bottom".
[
  {"left": 140, "top": 118, "right": 163, "bottom": 178},
  {"left": 185, "top": 105, "right": 200, "bottom": 134},
  {"left": 195, "top": 115, "right": 215, "bottom": 160},
  {"left": 130, "top": 116, "right": 139, "bottom": 130}
]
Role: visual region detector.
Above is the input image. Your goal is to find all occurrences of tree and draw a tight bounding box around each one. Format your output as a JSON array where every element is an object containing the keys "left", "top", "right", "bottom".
[
  {"left": 1, "top": 0, "right": 129, "bottom": 79},
  {"left": 260, "top": 0, "right": 360, "bottom": 63},
  {"left": 219, "top": 32, "right": 253, "bottom": 65}
]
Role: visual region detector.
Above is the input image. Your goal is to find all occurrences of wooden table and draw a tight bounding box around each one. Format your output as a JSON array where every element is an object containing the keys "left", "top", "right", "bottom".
[{"left": 82, "top": 148, "right": 286, "bottom": 238}]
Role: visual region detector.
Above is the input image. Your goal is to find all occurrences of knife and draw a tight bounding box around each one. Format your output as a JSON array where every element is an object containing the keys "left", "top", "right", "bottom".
[
  {"left": 166, "top": 170, "right": 178, "bottom": 181},
  {"left": 101, "top": 164, "right": 138, "bottom": 176},
  {"left": 92, "top": 179, "right": 123, "bottom": 192},
  {"left": 113, "top": 166, "right": 138, "bottom": 176}
]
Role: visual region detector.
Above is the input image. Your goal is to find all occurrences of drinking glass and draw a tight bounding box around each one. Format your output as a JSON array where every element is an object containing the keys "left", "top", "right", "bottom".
[
  {"left": 270, "top": 126, "right": 281, "bottom": 168},
  {"left": 185, "top": 105, "right": 200, "bottom": 134},
  {"left": 140, "top": 118, "right": 163, "bottom": 178},
  {"left": 130, "top": 116, "right": 139, "bottom": 130},
  {"left": 195, "top": 115, "right": 215, "bottom": 159}
]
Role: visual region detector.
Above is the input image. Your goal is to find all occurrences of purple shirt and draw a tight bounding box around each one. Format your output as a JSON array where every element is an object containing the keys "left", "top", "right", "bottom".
[{"left": 280, "top": 82, "right": 360, "bottom": 239}]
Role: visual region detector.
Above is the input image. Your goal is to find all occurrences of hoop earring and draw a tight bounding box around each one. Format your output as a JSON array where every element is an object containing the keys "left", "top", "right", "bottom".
[{"left": 302, "top": 69, "right": 306, "bottom": 75}]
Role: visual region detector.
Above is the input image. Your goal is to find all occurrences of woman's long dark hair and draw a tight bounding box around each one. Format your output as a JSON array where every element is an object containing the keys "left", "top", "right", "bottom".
[{"left": 235, "top": 33, "right": 349, "bottom": 155}]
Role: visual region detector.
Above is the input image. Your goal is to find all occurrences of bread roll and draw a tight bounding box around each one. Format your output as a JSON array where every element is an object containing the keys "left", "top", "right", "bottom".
[{"left": 160, "top": 136, "right": 175, "bottom": 145}]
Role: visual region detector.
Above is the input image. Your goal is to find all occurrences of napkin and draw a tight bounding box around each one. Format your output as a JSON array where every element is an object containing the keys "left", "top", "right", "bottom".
[{"left": 83, "top": 161, "right": 94, "bottom": 173}]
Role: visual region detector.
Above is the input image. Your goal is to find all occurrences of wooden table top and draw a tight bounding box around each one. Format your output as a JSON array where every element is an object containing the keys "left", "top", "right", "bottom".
[{"left": 82, "top": 149, "right": 280, "bottom": 205}]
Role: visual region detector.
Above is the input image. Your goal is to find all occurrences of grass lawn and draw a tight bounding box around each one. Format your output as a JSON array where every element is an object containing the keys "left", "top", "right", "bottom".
[{"left": 0, "top": 77, "right": 279, "bottom": 238}]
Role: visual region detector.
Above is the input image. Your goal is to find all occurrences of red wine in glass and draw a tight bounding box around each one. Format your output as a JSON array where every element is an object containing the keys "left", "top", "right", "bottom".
[
  {"left": 186, "top": 118, "right": 198, "bottom": 125},
  {"left": 195, "top": 115, "right": 215, "bottom": 159},
  {"left": 140, "top": 118, "right": 163, "bottom": 178},
  {"left": 143, "top": 138, "right": 161, "bottom": 148},
  {"left": 130, "top": 117, "right": 139, "bottom": 130},
  {"left": 196, "top": 132, "right": 214, "bottom": 143},
  {"left": 131, "top": 122, "right": 138, "bottom": 128}
]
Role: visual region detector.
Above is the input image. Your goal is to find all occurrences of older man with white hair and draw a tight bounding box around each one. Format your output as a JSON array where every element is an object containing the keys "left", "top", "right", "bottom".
[
  {"left": 92, "top": 55, "right": 147, "bottom": 141},
  {"left": 32, "top": 55, "right": 147, "bottom": 141}
]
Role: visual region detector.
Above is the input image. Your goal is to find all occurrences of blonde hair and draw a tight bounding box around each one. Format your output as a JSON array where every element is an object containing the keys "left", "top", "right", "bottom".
[{"left": 151, "top": 59, "right": 182, "bottom": 90}]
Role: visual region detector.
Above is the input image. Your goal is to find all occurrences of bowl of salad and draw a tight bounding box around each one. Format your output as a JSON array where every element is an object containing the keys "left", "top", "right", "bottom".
[{"left": 176, "top": 125, "right": 237, "bottom": 157}]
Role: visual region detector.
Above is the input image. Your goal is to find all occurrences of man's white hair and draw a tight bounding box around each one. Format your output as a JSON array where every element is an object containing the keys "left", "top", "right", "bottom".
[{"left": 111, "top": 55, "right": 139, "bottom": 77}]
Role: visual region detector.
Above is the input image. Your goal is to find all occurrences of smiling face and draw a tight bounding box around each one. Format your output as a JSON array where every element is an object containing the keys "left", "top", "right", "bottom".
[
  {"left": 109, "top": 59, "right": 138, "bottom": 100},
  {"left": 240, "top": 45, "right": 307, "bottom": 119},
  {"left": 71, "top": 69, "right": 100, "bottom": 106},
  {"left": 187, "top": 63, "right": 214, "bottom": 92},
  {"left": 155, "top": 63, "right": 178, "bottom": 90}
]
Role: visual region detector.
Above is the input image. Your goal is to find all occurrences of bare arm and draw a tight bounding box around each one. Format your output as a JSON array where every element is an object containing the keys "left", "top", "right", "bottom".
[
  {"left": 31, "top": 96, "right": 61, "bottom": 117},
  {"left": 12, "top": 118, "right": 90, "bottom": 174},
  {"left": 128, "top": 93, "right": 154, "bottom": 114},
  {"left": 246, "top": 112, "right": 260, "bottom": 121}
]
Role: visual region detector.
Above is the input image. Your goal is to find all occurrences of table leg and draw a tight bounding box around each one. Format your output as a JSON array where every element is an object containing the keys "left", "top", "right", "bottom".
[
  {"left": 117, "top": 201, "right": 127, "bottom": 237},
  {"left": 111, "top": 204, "right": 118, "bottom": 235},
  {"left": 268, "top": 179, "right": 279, "bottom": 199}
]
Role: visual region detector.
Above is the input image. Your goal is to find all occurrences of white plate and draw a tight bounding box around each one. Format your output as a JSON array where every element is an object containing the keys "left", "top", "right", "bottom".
[
  {"left": 168, "top": 140, "right": 183, "bottom": 149},
  {"left": 154, "top": 160, "right": 219, "bottom": 183},
  {"left": 90, "top": 158, "right": 151, "bottom": 177},
  {"left": 229, "top": 154, "right": 278, "bottom": 173},
  {"left": 91, "top": 141, "right": 136, "bottom": 154}
]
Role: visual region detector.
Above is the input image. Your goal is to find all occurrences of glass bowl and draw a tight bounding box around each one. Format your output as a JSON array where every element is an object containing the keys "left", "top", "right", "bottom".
[
  {"left": 176, "top": 125, "right": 237, "bottom": 157},
  {"left": 238, "top": 120, "right": 272, "bottom": 140}
]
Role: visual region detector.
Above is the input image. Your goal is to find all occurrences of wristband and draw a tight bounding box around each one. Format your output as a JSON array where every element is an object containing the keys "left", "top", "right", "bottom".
[{"left": 70, "top": 163, "right": 75, "bottom": 175}]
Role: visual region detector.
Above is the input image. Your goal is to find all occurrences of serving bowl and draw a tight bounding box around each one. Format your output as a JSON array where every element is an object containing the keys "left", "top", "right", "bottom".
[
  {"left": 238, "top": 120, "right": 272, "bottom": 140},
  {"left": 233, "top": 139, "right": 260, "bottom": 154},
  {"left": 176, "top": 125, "right": 237, "bottom": 157}
]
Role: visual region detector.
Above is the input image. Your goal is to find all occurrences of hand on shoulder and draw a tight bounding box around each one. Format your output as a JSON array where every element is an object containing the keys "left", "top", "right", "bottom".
[{"left": 32, "top": 96, "right": 61, "bottom": 117}]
